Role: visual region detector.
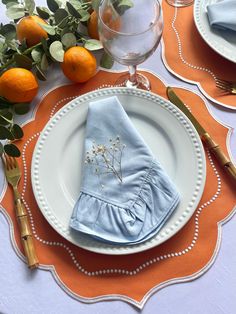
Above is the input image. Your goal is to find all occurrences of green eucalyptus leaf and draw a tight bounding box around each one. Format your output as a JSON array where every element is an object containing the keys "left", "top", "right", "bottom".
[
  {"left": 35, "top": 65, "right": 47, "bottom": 81},
  {"left": 11, "top": 124, "right": 24, "bottom": 139},
  {"left": 59, "top": 16, "right": 69, "bottom": 29},
  {"left": 2, "top": 111, "right": 13, "bottom": 120},
  {"left": 78, "top": 8, "right": 89, "bottom": 17},
  {"left": 31, "top": 47, "right": 42, "bottom": 62},
  {"left": 118, "top": 0, "right": 134, "bottom": 7},
  {"left": 91, "top": 0, "right": 100, "bottom": 11},
  {"left": 40, "top": 53, "right": 49, "bottom": 71},
  {"left": 6, "top": 5, "right": 25, "bottom": 20},
  {"left": 46, "top": 0, "right": 59, "bottom": 13},
  {"left": 56, "top": 0, "right": 62, "bottom": 6},
  {"left": 69, "top": 0, "right": 82, "bottom": 10},
  {"left": 114, "top": 0, "right": 133, "bottom": 15},
  {"left": 0, "top": 125, "right": 14, "bottom": 140},
  {"left": 0, "top": 41, "right": 6, "bottom": 52},
  {"left": 100, "top": 51, "right": 114, "bottom": 69},
  {"left": 0, "top": 142, "right": 3, "bottom": 157},
  {"left": 0, "top": 24, "right": 16, "bottom": 40},
  {"left": 14, "top": 54, "right": 33, "bottom": 69},
  {"left": 6, "top": 1, "right": 19, "bottom": 9},
  {"left": 54, "top": 8, "right": 68, "bottom": 25},
  {"left": 37, "top": 22, "right": 56, "bottom": 35},
  {"left": 0, "top": 103, "right": 11, "bottom": 110},
  {"left": 2, "top": 0, "right": 18, "bottom": 4},
  {"left": 84, "top": 39, "right": 103, "bottom": 51},
  {"left": 0, "top": 96, "right": 11, "bottom": 104},
  {"left": 61, "top": 32, "right": 76, "bottom": 48},
  {"left": 4, "top": 143, "right": 21, "bottom": 157},
  {"left": 66, "top": 2, "right": 90, "bottom": 21},
  {"left": 13, "top": 102, "right": 31, "bottom": 115},
  {"left": 41, "top": 37, "right": 50, "bottom": 56},
  {"left": 66, "top": 2, "right": 80, "bottom": 18},
  {"left": 49, "top": 40, "right": 64, "bottom": 62},
  {"left": 0, "top": 111, "right": 13, "bottom": 125},
  {"left": 79, "top": 11, "right": 90, "bottom": 22},
  {"left": 0, "top": 116, "right": 10, "bottom": 125},
  {"left": 36, "top": 7, "right": 50, "bottom": 19},
  {"left": 25, "top": 0, "right": 35, "bottom": 15},
  {"left": 60, "top": 27, "right": 71, "bottom": 36},
  {"left": 0, "top": 108, "right": 11, "bottom": 115},
  {"left": 7, "top": 39, "right": 18, "bottom": 51}
]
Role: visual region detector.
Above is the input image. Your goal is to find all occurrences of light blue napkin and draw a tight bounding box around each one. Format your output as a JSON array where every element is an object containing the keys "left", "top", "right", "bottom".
[
  {"left": 207, "top": 0, "right": 236, "bottom": 31},
  {"left": 70, "top": 96, "right": 180, "bottom": 245}
]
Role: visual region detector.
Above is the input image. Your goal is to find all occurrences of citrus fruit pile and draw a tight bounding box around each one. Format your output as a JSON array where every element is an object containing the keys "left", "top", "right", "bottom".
[{"left": 0, "top": 11, "right": 99, "bottom": 104}]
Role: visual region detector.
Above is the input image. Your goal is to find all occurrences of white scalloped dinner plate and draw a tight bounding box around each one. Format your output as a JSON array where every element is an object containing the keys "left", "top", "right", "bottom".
[
  {"left": 31, "top": 88, "right": 206, "bottom": 255},
  {"left": 194, "top": 0, "right": 236, "bottom": 63}
]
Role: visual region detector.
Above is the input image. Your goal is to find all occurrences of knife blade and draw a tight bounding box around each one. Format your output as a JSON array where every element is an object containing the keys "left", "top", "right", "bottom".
[{"left": 166, "top": 87, "right": 236, "bottom": 184}]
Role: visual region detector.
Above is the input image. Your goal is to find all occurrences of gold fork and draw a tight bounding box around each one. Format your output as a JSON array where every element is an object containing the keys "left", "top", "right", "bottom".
[
  {"left": 2, "top": 154, "right": 39, "bottom": 269},
  {"left": 215, "top": 78, "right": 236, "bottom": 94}
]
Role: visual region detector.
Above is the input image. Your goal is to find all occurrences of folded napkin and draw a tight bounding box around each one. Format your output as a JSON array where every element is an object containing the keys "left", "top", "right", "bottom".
[
  {"left": 207, "top": 0, "right": 236, "bottom": 31},
  {"left": 70, "top": 96, "right": 180, "bottom": 244}
]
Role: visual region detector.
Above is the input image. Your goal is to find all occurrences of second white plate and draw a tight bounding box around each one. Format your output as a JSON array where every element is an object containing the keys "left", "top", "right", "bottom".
[
  {"left": 194, "top": 0, "right": 236, "bottom": 63},
  {"left": 31, "top": 88, "right": 206, "bottom": 255}
]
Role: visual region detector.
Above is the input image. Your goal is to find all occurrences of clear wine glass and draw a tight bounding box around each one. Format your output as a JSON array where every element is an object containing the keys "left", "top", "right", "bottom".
[
  {"left": 166, "top": 0, "right": 193, "bottom": 7},
  {"left": 98, "top": 0, "right": 163, "bottom": 90}
]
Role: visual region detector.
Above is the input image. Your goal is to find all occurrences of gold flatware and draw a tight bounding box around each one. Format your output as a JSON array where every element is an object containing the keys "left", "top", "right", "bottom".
[
  {"left": 2, "top": 154, "right": 39, "bottom": 269},
  {"left": 215, "top": 78, "right": 236, "bottom": 94},
  {"left": 166, "top": 87, "right": 236, "bottom": 184}
]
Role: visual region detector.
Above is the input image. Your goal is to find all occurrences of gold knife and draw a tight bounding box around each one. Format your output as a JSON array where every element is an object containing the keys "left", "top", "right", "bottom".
[{"left": 166, "top": 87, "right": 236, "bottom": 184}]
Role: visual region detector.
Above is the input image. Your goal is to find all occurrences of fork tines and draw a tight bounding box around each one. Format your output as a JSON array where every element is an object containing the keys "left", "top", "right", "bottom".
[
  {"left": 3, "top": 155, "right": 17, "bottom": 170},
  {"left": 215, "top": 78, "right": 235, "bottom": 93}
]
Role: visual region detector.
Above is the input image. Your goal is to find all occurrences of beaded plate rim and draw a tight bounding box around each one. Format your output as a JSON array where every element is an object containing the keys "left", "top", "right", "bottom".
[
  {"left": 31, "top": 87, "right": 206, "bottom": 255},
  {"left": 193, "top": 0, "right": 236, "bottom": 64}
]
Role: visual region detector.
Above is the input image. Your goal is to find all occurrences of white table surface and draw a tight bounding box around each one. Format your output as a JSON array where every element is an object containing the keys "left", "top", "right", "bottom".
[{"left": 1, "top": 1, "right": 236, "bottom": 313}]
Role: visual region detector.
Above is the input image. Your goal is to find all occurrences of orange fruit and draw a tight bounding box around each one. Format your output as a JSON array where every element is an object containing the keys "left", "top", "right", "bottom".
[
  {"left": 102, "top": 7, "right": 121, "bottom": 32},
  {"left": 61, "top": 47, "right": 97, "bottom": 83},
  {"left": 88, "top": 11, "right": 99, "bottom": 40},
  {"left": 16, "top": 15, "right": 48, "bottom": 47},
  {"left": 0, "top": 68, "right": 39, "bottom": 103},
  {"left": 98, "top": 7, "right": 121, "bottom": 41},
  {"left": 88, "top": 8, "right": 121, "bottom": 40}
]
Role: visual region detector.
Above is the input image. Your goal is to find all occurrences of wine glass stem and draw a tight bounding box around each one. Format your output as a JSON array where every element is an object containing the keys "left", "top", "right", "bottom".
[{"left": 128, "top": 65, "right": 138, "bottom": 87}]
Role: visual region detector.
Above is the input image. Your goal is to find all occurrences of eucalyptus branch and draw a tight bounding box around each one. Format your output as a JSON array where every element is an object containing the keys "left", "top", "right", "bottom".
[
  {"left": 0, "top": 42, "right": 42, "bottom": 72},
  {"left": 56, "top": 16, "right": 70, "bottom": 29},
  {"left": 0, "top": 58, "right": 14, "bottom": 72},
  {"left": 20, "top": 42, "right": 42, "bottom": 55}
]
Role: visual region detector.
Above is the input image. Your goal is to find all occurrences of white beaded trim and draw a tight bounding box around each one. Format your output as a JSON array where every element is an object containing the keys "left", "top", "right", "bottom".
[
  {"left": 20, "top": 88, "right": 220, "bottom": 275},
  {"left": 49, "top": 84, "right": 115, "bottom": 119},
  {"left": 172, "top": 7, "right": 217, "bottom": 81}
]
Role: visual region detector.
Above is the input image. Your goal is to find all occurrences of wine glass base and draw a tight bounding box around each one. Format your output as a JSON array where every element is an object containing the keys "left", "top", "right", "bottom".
[
  {"left": 115, "top": 73, "right": 151, "bottom": 91},
  {"left": 166, "top": 0, "right": 193, "bottom": 7}
]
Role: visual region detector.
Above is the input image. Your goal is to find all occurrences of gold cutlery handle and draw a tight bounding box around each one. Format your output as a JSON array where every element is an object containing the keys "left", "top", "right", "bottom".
[
  {"left": 202, "top": 133, "right": 236, "bottom": 183},
  {"left": 14, "top": 188, "right": 39, "bottom": 269}
]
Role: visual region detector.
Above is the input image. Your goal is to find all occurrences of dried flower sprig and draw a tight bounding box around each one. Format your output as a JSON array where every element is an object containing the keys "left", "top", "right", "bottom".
[{"left": 85, "top": 136, "right": 126, "bottom": 184}]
